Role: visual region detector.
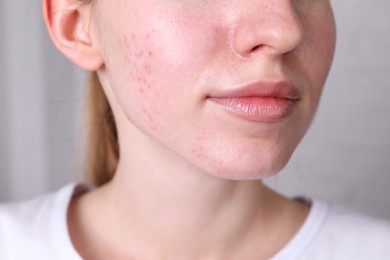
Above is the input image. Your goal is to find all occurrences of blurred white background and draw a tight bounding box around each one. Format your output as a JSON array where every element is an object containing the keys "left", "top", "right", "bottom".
[{"left": 1, "top": 1, "right": 389, "bottom": 218}]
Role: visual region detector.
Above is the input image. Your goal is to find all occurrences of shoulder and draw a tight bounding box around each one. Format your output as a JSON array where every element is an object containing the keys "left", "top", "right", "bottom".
[
  {"left": 0, "top": 183, "right": 86, "bottom": 259},
  {"left": 304, "top": 200, "right": 390, "bottom": 259},
  {"left": 325, "top": 203, "right": 390, "bottom": 238}
]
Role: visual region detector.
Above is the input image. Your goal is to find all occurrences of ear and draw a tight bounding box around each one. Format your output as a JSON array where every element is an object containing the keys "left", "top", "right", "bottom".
[{"left": 43, "top": 0, "right": 104, "bottom": 71}]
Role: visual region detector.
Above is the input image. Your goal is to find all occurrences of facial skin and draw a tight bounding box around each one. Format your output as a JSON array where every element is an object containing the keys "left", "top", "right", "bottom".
[
  {"left": 93, "top": 0, "right": 336, "bottom": 180},
  {"left": 43, "top": 1, "right": 337, "bottom": 258}
]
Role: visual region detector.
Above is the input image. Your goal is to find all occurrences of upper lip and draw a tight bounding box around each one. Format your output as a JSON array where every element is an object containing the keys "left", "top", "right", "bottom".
[{"left": 208, "top": 81, "right": 301, "bottom": 100}]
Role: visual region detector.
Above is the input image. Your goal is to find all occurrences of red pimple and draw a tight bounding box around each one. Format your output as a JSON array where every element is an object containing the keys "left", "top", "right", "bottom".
[
  {"left": 123, "top": 36, "right": 130, "bottom": 48},
  {"left": 143, "top": 64, "right": 152, "bottom": 74},
  {"left": 191, "top": 148, "right": 203, "bottom": 159},
  {"left": 135, "top": 50, "right": 143, "bottom": 58}
]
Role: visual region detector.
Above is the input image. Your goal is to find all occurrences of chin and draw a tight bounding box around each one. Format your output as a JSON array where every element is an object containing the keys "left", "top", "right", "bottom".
[{"left": 202, "top": 149, "right": 293, "bottom": 181}]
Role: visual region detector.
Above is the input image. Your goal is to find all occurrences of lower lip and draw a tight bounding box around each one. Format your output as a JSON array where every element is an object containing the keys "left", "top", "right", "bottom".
[{"left": 209, "top": 97, "right": 297, "bottom": 122}]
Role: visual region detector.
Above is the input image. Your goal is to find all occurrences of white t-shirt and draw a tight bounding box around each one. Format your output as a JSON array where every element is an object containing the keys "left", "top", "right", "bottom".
[{"left": 0, "top": 183, "right": 390, "bottom": 259}]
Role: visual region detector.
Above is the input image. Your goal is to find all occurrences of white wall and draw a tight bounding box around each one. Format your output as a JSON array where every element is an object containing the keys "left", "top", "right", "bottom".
[
  {"left": 1, "top": 0, "right": 48, "bottom": 200},
  {"left": 1, "top": 1, "right": 390, "bottom": 218},
  {"left": 0, "top": 0, "right": 85, "bottom": 201},
  {"left": 0, "top": 0, "right": 9, "bottom": 200}
]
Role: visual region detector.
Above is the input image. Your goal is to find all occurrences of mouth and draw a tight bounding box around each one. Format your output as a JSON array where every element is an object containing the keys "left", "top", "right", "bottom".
[{"left": 207, "top": 81, "right": 300, "bottom": 123}]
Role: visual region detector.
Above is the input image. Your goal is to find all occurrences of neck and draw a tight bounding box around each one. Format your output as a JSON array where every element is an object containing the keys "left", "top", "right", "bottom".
[
  {"left": 69, "top": 122, "right": 309, "bottom": 259},
  {"left": 100, "top": 165, "right": 286, "bottom": 259}
]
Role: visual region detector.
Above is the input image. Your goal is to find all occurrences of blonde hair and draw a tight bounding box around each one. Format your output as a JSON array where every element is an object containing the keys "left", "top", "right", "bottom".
[
  {"left": 85, "top": 72, "right": 119, "bottom": 186},
  {"left": 73, "top": 0, "right": 118, "bottom": 186}
]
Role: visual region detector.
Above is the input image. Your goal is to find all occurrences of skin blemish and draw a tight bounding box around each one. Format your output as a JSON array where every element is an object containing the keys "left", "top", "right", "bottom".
[
  {"left": 135, "top": 50, "right": 144, "bottom": 58},
  {"left": 143, "top": 64, "right": 152, "bottom": 74},
  {"left": 120, "top": 30, "right": 166, "bottom": 136},
  {"left": 139, "top": 107, "right": 160, "bottom": 133},
  {"left": 191, "top": 147, "right": 204, "bottom": 159},
  {"left": 123, "top": 35, "right": 131, "bottom": 49},
  {"left": 140, "top": 78, "right": 147, "bottom": 85},
  {"left": 122, "top": 31, "right": 155, "bottom": 90}
]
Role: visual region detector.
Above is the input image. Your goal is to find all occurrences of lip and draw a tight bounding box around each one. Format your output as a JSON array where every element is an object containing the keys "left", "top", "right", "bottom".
[{"left": 208, "top": 81, "right": 300, "bottom": 122}]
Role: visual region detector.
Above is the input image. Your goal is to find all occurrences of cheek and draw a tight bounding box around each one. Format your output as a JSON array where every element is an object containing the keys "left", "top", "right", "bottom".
[
  {"left": 115, "top": 13, "right": 222, "bottom": 134},
  {"left": 117, "top": 30, "right": 166, "bottom": 134},
  {"left": 311, "top": 17, "right": 336, "bottom": 102},
  {"left": 123, "top": 34, "right": 154, "bottom": 94},
  {"left": 306, "top": 9, "right": 336, "bottom": 82},
  {"left": 292, "top": 9, "right": 336, "bottom": 109}
]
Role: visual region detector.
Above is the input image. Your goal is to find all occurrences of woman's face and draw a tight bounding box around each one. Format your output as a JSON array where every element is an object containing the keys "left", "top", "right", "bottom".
[{"left": 94, "top": 0, "right": 336, "bottom": 179}]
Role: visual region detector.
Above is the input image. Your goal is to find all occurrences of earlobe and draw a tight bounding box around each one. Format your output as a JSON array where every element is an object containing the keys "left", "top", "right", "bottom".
[{"left": 43, "top": 0, "right": 104, "bottom": 71}]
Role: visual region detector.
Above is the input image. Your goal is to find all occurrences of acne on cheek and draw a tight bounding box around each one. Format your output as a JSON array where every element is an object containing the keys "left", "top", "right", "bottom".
[
  {"left": 122, "top": 34, "right": 154, "bottom": 92},
  {"left": 121, "top": 32, "right": 164, "bottom": 133}
]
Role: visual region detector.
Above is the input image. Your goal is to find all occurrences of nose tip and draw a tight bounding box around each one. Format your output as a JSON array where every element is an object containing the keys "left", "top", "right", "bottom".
[{"left": 231, "top": 1, "right": 304, "bottom": 58}]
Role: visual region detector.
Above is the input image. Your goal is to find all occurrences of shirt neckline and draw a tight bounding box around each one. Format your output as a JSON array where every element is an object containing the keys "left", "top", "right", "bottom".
[
  {"left": 271, "top": 198, "right": 330, "bottom": 259},
  {"left": 50, "top": 183, "right": 90, "bottom": 260},
  {"left": 53, "top": 183, "right": 329, "bottom": 260}
]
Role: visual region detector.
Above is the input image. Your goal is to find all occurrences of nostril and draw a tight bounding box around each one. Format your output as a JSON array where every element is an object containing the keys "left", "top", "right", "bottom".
[{"left": 251, "top": 45, "right": 261, "bottom": 52}]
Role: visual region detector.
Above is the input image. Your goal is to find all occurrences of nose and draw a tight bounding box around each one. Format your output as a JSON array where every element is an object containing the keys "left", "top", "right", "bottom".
[{"left": 230, "top": 0, "right": 304, "bottom": 58}]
